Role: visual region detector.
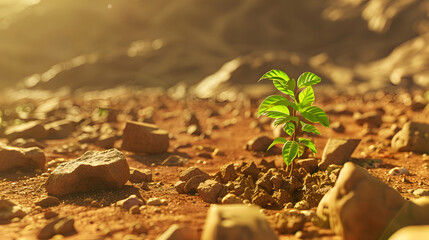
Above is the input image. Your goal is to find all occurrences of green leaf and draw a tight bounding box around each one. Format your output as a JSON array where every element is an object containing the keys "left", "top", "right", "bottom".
[
  {"left": 298, "top": 138, "right": 317, "bottom": 153},
  {"left": 262, "top": 111, "right": 289, "bottom": 118},
  {"left": 283, "top": 122, "right": 295, "bottom": 136},
  {"left": 273, "top": 80, "right": 296, "bottom": 101},
  {"left": 298, "top": 86, "right": 315, "bottom": 108},
  {"left": 282, "top": 140, "right": 299, "bottom": 165},
  {"left": 267, "top": 137, "right": 287, "bottom": 152},
  {"left": 297, "top": 72, "right": 321, "bottom": 88},
  {"left": 273, "top": 116, "right": 299, "bottom": 127},
  {"left": 258, "top": 95, "right": 293, "bottom": 117},
  {"left": 298, "top": 144, "right": 305, "bottom": 157},
  {"left": 259, "top": 69, "right": 290, "bottom": 84},
  {"left": 301, "top": 121, "right": 321, "bottom": 135},
  {"left": 299, "top": 106, "right": 330, "bottom": 127}
]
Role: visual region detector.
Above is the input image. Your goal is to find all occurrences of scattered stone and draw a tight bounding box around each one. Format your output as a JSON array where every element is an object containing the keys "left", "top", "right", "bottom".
[
  {"left": 129, "top": 205, "right": 140, "bottom": 214},
  {"left": 129, "top": 168, "right": 152, "bottom": 183},
  {"left": 35, "top": 196, "right": 60, "bottom": 208},
  {"left": 37, "top": 217, "right": 76, "bottom": 239},
  {"left": 179, "top": 167, "right": 209, "bottom": 182},
  {"left": 272, "top": 189, "right": 292, "bottom": 207},
  {"left": 184, "top": 175, "right": 209, "bottom": 194},
  {"left": 157, "top": 224, "right": 198, "bottom": 240},
  {"left": 330, "top": 121, "right": 345, "bottom": 133},
  {"left": 4, "top": 121, "right": 47, "bottom": 140},
  {"left": 392, "top": 122, "right": 429, "bottom": 154},
  {"left": 221, "top": 193, "right": 243, "bottom": 204},
  {"left": 44, "top": 210, "right": 59, "bottom": 219},
  {"left": 0, "top": 143, "right": 46, "bottom": 171},
  {"left": 388, "top": 167, "right": 410, "bottom": 176},
  {"left": 174, "top": 181, "right": 186, "bottom": 194},
  {"left": 161, "top": 155, "right": 188, "bottom": 166},
  {"left": 121, "top": 121, "right": 169, "bottom": 154},
  {"left": 296, "top": 158, "right": 318, "bottom": 174},
  {"left": 187, "top": 124, "right": 202, "bottom": 136},
  {"left": 201, "top": 204, "right": 277, "bottom": 240},
  {"left": 10, "top": 138, "right": 47, "bottom": 149},
  {"left": 219, "top": 163, "right": 238, "bottom": 183},
  {"left": 251, "top": 189, "right": 275, "bottom": 207},
  {"left": 44, "top": 120, "right": 74, "bottom": 139},
  {"left": 147, "top": 198, "right": 164, "bottom": 206},
  {"left": 116, "top": 195, "right": 144, "bottom": 210},
  {"left": 413, "top": 189, "right": 429, "bottom": 197},
  {"left": 131, "top": 223, "right": 148, "bottom": 235},
  {"left": 317, "top": 162, "right": 405, "bottom": 240},
  {"left": 388, "top": 225, "right": 429, "bottom": 240},
  {"left": 197, "top": 180, "right": 222, "bottom": 203},
  {"left": 246, "top": 136, "right": 273, "bottom": 152},
  {"left": 0, "top": 199, "right": 29, "bottom": 222},
  {"left": 95, "top": 133, "right": 117, "bottom": 148},
  {"left": 319, "top": 138, "right": 360, "bottom": 170},
  {"left": 241, "top": 162, "right": 259, "bottom": 180},
  {"left": 354, "top": 111, "right": 383, "bottom": 128},
  {"left": 45, "top": 149, "right": 130, "bottom": 196},
  {"left": 378, "top": 124, "right": 400, "bottom": 140},
  {"left": 276, "top": 211, "right": 306, "bottom": 234}
]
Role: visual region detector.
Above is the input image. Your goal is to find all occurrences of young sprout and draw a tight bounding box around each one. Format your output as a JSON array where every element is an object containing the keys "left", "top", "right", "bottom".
[{"left": 257, "top": 70, "right": 329, "bottom": 176}]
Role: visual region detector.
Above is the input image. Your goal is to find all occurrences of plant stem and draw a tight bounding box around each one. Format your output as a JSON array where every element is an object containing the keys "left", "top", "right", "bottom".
[{"left": 288, "top": 83, "right": 300, "bottom": 177}]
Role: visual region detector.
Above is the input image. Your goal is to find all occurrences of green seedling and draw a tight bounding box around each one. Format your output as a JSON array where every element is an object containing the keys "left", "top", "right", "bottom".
[{"left": 257, "top": 69, "right": 329, "bottom": 176}]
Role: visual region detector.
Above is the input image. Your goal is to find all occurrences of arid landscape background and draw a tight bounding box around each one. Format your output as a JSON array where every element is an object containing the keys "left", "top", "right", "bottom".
[{"left": 0, "top": 1, "right": 429, "bottom": 240}]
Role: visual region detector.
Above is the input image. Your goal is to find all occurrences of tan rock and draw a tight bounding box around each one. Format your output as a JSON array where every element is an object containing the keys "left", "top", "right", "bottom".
[
  {"left": 317, "top": 162, "right": 405, "bottom": 240},
  {"left": 179, "top": 167, "right": 209, "bottom": 182},
  {"left": 388, "top": 225, "right": 429, "bottom": 240},
  {"left": 157, "top": 224, "right": 198, "bottom": 240},
  {"left": 392, "top": 122, "right": 429, "bottom": 154},
  {"left": 129, "top": 168, "right": 152, "bottom": 183},
  {"left": 44, "top": 120, "right": 74, "bottom": 139},
  {"left": 121, "top": 121, "right": 169, "bottom": 154},
  {"left": 276, "top": 211, "right": 306, "bottom": 234},
  {"left": 197, "top": 180, "right": 222, "bottom": 203},
  {"left": 116, "top": 195, "right": 144, "bottom": 210},
  {"left": 319, "top": 138, "right": 360, "bottom": 170},
  {"left": 35, "top": 196, "right": 60, "bottom": 208},
  {"left": 4, "top": 120, "right": 47, "bottom": 140},
  {"left": 221, "top": 193, "right": 243, "bottom": 204},
  {"left": 202, "top": 204, "right": 278, "bottom": 240},
  {"left": 0, "top": 142, "right": 45, "bottom": 171},
  {"left": 0, "top": 199, "right": 29, "bottom": 222},
  {"left": 38, "top": 217, "right": 76, "bottom": 239},
  {"left": 45, "top": 149, "right": 130, "bottom": 196}
]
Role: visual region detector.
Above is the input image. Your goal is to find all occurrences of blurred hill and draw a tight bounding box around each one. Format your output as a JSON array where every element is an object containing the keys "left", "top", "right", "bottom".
[{"left": 0, "top": 0, "right": 428, "bottom": 93}]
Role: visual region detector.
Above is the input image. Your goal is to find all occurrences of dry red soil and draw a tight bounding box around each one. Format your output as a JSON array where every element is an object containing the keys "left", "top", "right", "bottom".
[{"left": 0, "top": 89, "right": 428, "bottom": 239}]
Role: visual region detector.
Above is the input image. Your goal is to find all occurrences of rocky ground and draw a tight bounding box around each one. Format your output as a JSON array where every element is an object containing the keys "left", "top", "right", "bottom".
[{"left": 0, "top": 87, "right": 429, "bottom": 239}]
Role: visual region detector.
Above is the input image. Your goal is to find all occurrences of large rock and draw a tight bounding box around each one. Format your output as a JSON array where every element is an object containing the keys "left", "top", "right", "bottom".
[
  {"left": 392, "top": 122, "right": 429, "bottom": 154},
  {"left": 4, "top": 121, "right": 47, "bottom": 140},
  {"left": 0, "top": 199, "right": 30, "bottom": 222},
  {"left": 202, "top": 204, "right": 278, "bottom": 240},
  {"left": 380, "top": 197, "right": 429, "bottom": 240},
  {"left": 157, "top": 224, "right": 198, "bottom": 240},
  {"left": 45, "top": 149, "right": 130, "bottom": 196},
  {"left": 0, "top": 143, "right": 45, "bottom": 171},
  {"left": 388, "top": 225, "right": 429, "bottom": 240},
  {"left": 121, "top": 121, "right": 169, "bottom": 154},
  {"left": 319, "top": 138, "right": 360, "bottom": 170},
  {"left": 317, "top": 162, "right": 406, "bottom": 240}
]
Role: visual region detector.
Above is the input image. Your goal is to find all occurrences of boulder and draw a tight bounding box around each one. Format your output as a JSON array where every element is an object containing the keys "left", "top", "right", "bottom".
[
  {"left": 45, "top": 149, "right": 130, "bottom": 196},
  {"left": 0, "top": 143, "right": 45, "bottom": 171},
  {"left": 121, "top": 121, "right": 169, "bottom": 154},
  {"left": 392, "top": 122, "right": 429, "bottom": 154},
  {"left": 202, "top": 204, "right": 278, "bottom": 240},
  {"left": 317, "top": 162, "right": 406, "bottom": 240},
  {"left": 319, "top": 138, "right": 360, "bottom": 170},
  {"left": 4, "top": 121, "right": 47, "bottom": 140}
]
